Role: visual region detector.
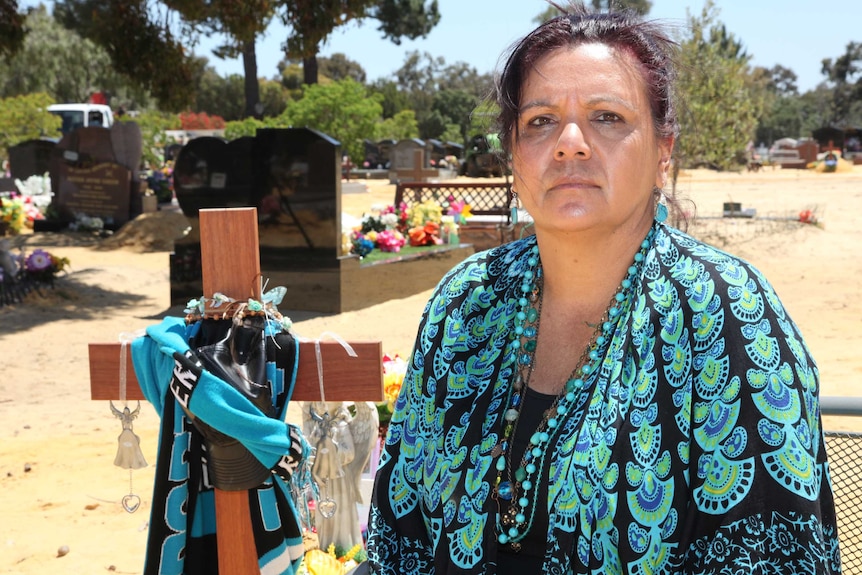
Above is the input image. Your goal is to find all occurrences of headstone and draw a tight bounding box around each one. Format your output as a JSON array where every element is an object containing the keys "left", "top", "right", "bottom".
[
  {"left": 172, "top": 136, "right": 249, "bottom": 217},
  {"left": 7, "top": 139, "right": 56, "bottom": 180},
  {"left": 164, "top": 142, "right": 184, "bottom": 163},
  {"left": 389, "top": 138, "right": 426, "bottom": 171},
  {"left": 171, "top": 128, "right": 343, "bottom": 309},
  {"left": 389, "top": 148, "right": 439, "bottom": 183},
  {"left": 110, "top": 121, "right": 144, "bottom": 173},
  {"left": 376, "top": 139, "right": 395, "bottom": 168},
  {"left": 69, "top": 127, "right": 117, "bottom": 165},
  {"left": 36, "top": 125, "right": 144, "bottom": 229},
  {"left": 53, "top": 162, "right": 132, "bottom": 223}
]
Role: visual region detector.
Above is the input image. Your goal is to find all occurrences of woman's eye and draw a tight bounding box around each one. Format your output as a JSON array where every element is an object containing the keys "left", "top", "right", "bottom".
[
  {"left": 526, "top": 115, "right": 554, "bottom": 127},
  {"left": 596, "top": 112, "right": 623, "bottom": 123}
]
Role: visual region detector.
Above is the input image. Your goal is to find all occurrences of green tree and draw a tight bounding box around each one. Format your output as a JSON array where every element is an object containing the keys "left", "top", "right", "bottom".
[
  {"left": 820, "top": 42, "right": 862, "bottom": 126},
  {"left": 123, "top": 109, "right": 179, "bottom": 170},
  {"left": 0, "top": 92, "right": 61, "bottom": 162},
  {"left": 319, "top": 53, "right": 367, "bottom": 83},
  {"left": 0, "top": 0, "right": 26, "bottom": 58},
  {"left": 281, "top": 0, "right": 439, "bottom": 85},
  {"left": 432, "top": 89, "right": 480, "bottom": 143},
  {"left": 369, "top": 79, "right": 412, "bottom": 119},
  {"left": 163, "top": 0, "right": 278, "bottom": 118},
  {"left": 0, "top": 6, "right": 148, "bottom": 107},
  {"left": 55, "top": 0, "right": 196, "bottom": 111},
  {"left": 376, "top": 109, "right": 419, "bottom": 140},
  {"left": 281, "top": 78, "right": 383, "bottom": 164},
  {"left": 536, "top": 0, "right": 650, "bottom": 23},
  {"left": 752, "top": 65, "right": 803, "bottom": 144},
  {"left": 195, "top": 70, "right": 247, "bottom": 121},
  {"left": 673, "top": 1, "right": 760, "bottom": 176},
  {"left": 258, "top": 78, "right": 290, "bottom": 118}
]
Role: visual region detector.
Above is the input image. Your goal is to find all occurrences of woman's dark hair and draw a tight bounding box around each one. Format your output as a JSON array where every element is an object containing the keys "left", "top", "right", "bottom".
[{"left": 495, "top": 2, "right": 679, "bottom": 155}]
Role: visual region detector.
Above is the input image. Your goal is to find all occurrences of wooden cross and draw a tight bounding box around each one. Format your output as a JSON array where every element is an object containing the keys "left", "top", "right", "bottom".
[
  {"left": 392, "top": 149, "right": 438, "bottom": 182},
  {"left": 88, "top": 207, "right": 384, "bottom": 575}
]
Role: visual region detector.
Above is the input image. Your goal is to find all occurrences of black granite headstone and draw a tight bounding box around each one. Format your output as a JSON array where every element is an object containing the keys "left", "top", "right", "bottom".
[
  {"left": 8, "top": 139, "right": 56, "bottom": 180},
  {"left": 173, "top": 136, "right": 254, "bottom": 217},
  {"left": 170, "top": 128, "right": 342, "bottom": 309}
]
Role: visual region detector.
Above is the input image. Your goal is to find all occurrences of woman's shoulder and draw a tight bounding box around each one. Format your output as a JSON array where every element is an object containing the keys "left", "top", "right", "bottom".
[
  {"left": 658, "top": 224, "right": 770, "bottom": 281},
  {"left": 655, "top": 224, "right": 787, "bottom": 313}
]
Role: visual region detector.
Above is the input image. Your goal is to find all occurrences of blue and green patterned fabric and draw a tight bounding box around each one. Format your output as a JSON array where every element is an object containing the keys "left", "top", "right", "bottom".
[{"left": 366, "top": 224, "right": 841, "bottom": 574}]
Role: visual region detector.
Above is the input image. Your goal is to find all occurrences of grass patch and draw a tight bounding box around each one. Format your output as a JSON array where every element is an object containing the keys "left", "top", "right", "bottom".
[{"left": 358, "top": 244, "right": 447, "bottom": 265}]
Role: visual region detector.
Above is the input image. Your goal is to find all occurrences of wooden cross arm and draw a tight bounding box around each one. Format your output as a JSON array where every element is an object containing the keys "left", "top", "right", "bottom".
[{"left": 89, "top": 340, "right": 384, "bottom": 402}]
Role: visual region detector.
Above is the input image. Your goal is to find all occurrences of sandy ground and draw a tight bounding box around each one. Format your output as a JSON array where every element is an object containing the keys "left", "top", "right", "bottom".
[{"left": 1, "top": 168, "right": 861, "bottom": 574}]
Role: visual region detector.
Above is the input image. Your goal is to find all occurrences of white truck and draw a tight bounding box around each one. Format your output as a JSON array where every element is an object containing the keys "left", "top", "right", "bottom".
[{"left": 47, "top": 103, "right": 114, "bottom": 135}]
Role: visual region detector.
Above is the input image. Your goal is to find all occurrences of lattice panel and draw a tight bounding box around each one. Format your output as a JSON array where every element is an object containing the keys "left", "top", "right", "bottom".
[
  {"left": 825, "top": 431, "right": 862, "bottom": 572},
  {"left": 395, "top": 182, "right": 511, "bottom": 217}
]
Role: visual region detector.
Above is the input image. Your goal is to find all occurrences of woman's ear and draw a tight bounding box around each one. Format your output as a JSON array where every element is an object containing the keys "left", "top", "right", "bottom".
[{"left": 655, "top": 136, "right": 675, "bottom": 189}]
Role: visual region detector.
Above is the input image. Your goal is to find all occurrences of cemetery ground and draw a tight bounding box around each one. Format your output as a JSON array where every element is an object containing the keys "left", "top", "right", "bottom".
[{"left": 1, "top": 168, "right": 862, "bottom": 574}]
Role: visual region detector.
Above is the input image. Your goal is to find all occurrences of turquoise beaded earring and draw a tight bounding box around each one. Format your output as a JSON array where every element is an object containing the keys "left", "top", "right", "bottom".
[
  {"left": 654, "top": 187, "right": 668, "bottom": 223},
  {"left": 656, "top": 201, "right": 668, "bottom": 223},
  {"left": 510, "top": 191, "right": 520, "bottom": 225}
]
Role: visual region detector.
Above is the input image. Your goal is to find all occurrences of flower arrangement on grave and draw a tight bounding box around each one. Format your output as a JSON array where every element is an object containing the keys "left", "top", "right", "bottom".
[
  {"left": 1, "top": 178, "right": 51, "bottom": 235},
  {"left": 21, "top": 248, "right": 70, "bottom": 285},
  {"left": 0, "top": 245, "right": 70, "bottom": 306},
  {"left": 405, "top": 199, "right": 444, "bottom": 246},
  {"left": 299, "top": 543, "right": 367, "bottom": 575},
  {"left": 349, "top": 203, "right": 409, "bottom": 257},
  {"left": 0, "top": 194, "right": 26, "bottom": 235},
  {"left": 407, "top": 221, "right": 442, "bottom": 246},
  {"left": 146, "top": 161, "right": 174, "bottom": 203},
  {"left": 798, "top": 209, "right": 818, "bottom": 225},
  {"left": 377, "top": 353, "right": 407, "bottom": 429},
  {"left": 69, "top": 212, "right": 106, "bottom": 233},
  {"left": 406, "top": 199, "right": 442, "bottom": 229}
]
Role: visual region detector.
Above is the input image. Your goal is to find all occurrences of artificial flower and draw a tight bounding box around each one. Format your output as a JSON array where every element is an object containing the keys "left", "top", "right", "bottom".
[
  {"left": 24, "top": 249, "right": 52, "bottom": 272},
  {"left": 375, "top": 229, "right": 406, "bottom": 252},
  {"left": 446, "top": 199, "right": 473, "bottom": 225},
  {"left": 408, "top": 221, "right": 442, "bottom": 246}
]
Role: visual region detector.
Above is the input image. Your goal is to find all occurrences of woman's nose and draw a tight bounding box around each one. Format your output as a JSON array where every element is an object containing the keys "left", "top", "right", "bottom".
[{"left": 554, "top": 122, "right": 591, "bottom": 160}]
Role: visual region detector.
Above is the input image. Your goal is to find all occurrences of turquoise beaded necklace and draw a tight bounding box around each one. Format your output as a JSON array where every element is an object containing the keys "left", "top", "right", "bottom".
[{"left": 493, "top": 225, "right": 657, "bottom": 550}]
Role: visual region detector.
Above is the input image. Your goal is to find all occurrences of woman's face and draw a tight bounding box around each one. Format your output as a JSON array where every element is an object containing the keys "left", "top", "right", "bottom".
[{"left": 512, "top": 43, "right": 673, "bottom": 235}]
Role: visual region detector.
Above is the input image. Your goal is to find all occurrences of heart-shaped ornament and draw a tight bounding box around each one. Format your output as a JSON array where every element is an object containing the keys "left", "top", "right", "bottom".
[
  {"left": 122, "top": 494, "right": 141, "bottom": 513},
  {"left": 318, "top": 497, "right": 337, "bottom": 519}
]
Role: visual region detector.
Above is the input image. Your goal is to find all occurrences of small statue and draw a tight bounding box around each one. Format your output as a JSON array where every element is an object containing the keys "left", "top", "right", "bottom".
[{"left": 302, "top": 401, "right": 379, "bottom": 552}]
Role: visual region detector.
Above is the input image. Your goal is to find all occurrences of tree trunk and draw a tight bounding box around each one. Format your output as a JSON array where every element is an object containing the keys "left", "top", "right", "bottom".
[
  {"left": 242, "top": 39, "right": 261, "bottom": 119},
  {"left": 303, "top": 54, "right": 319, "bottom": 85}
]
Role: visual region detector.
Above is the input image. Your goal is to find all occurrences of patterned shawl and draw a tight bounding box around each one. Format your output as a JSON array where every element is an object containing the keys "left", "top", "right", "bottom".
[{"left": 366, "top": 224, "right": 841, "bottom": 575}]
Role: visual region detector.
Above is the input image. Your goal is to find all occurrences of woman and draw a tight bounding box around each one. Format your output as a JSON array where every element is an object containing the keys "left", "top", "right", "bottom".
[{"left": 366, "top": 4, "right": 841, "bottom": 574}]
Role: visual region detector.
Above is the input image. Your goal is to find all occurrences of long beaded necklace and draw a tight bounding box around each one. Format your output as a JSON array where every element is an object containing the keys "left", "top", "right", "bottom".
[{"left": 492, "top": 225, "right": 657, "bottom": 549}]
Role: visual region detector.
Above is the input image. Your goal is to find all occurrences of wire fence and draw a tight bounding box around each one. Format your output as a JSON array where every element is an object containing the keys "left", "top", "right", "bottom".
[{"left": 822, "top": 396, "right": 862, "bottom": 573}]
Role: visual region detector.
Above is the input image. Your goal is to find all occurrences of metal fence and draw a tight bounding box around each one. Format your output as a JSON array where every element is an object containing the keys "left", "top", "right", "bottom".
[{"left": 822, "top": 396, "right": 862, "bottom": 573}]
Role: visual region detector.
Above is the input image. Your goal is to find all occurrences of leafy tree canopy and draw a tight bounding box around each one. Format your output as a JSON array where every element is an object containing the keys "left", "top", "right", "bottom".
[
  {"left": 319, "top": 53, "right": 367, "bottom": 83},
  {"left": 673, "top": 0, "right": 761, "bottom": 174},
  {"left": 280, "top": 78, "right": 383, "bottom": 164},
  {"left": 376, "top": 109, "right": 419, "bottom": 141},
  {"left": 820, "top": 42, "right": 862, "bottom": 127},
  {"left": 0, "top": 92, "right": 61, "bottom": 162},
  {"left": 0, "top": 0, "right": 26, "bottom": 58},
  {"left": 55, "top": 0, "right": 196, "bottom": 111}
]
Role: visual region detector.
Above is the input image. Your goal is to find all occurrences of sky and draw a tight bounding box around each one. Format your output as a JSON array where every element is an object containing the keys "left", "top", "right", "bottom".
[{"left": 193, "top": 0, "right": 860, "bottom": 94}]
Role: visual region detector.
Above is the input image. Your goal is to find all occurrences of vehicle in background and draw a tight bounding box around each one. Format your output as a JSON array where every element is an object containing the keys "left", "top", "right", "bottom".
[{"left": 47, "top": 103, "right": 114, "bottom": 135}]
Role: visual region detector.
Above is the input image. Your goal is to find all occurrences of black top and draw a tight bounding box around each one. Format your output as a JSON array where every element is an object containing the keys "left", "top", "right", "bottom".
[{"left": 496, "top": 386, "right": 557, "bottom": 574}]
